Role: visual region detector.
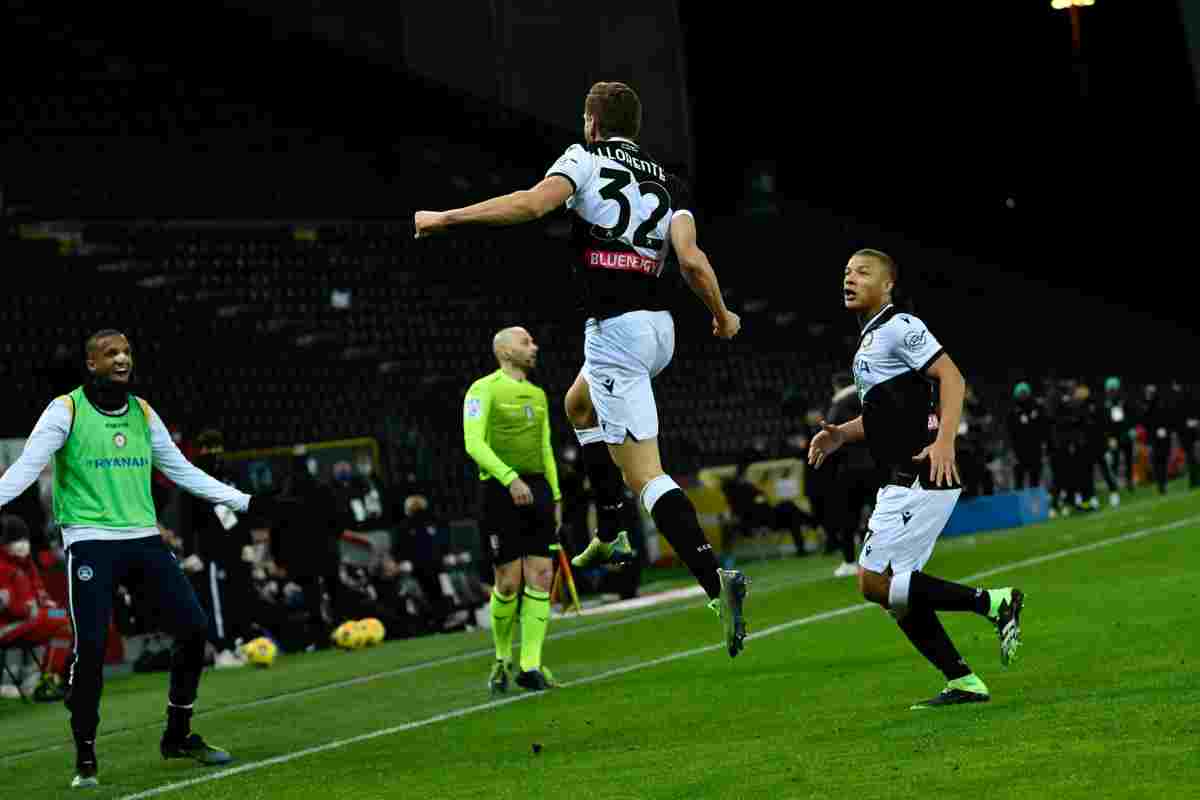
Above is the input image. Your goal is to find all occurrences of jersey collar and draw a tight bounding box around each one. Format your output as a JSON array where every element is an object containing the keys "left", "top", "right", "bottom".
[
  {"left": 858, "top": 304, "right": 898, "bottom": 347},
  {"left": 601, "top": 136, "right": 639, "bottom": 148}
]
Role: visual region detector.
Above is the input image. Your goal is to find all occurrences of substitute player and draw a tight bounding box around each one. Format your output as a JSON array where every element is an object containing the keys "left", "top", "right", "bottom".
[
  {"left": 808, "top": 250, "right": 1024, "bottom": 709},
  {"left": 464, "top": 326, "right": 562, "bottom": 693},
  {"left": 417, "top": 82, "right": 750, "bottom": 658},
  {"left": 0, "top": 330, "right": 294, "bottom": 788}
]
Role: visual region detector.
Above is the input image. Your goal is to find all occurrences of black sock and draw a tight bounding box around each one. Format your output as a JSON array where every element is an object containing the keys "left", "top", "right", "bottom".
[
  {"left": 168, "top": 631, "right": 206, "bottom": 707},
  {"left": 908, "top": 570, "right": 990, "bottom": 615},
  {"left": 650, "top": 488, "right": 722, "bottom": 599},
  {"left": 165, "top": 704, "right": 193, "bottom": 741},
  {"left": 581, "top": 441, "right": 625, "bottom": 543},
  {"left": 897, "top": 607, "right": 972, "bottom": 681}
]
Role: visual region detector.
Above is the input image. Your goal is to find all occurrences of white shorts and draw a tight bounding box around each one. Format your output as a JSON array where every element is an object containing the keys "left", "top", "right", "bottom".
[
  {"left": 583, "top": 310, "right": 675, "bottom": 445},
  {"left": 858, "top": 479, "right": 962, "bottom": 574}
]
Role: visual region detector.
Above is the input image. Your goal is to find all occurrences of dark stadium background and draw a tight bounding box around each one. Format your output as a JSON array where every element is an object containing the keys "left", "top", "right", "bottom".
[{"left": 2, "top": 1, "right": 1196, "bottom": 518}]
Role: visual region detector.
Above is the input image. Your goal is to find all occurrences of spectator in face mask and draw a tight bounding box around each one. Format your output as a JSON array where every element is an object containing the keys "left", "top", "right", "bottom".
[
  {"left": 332, "top": 456, "right": 390, "bottom": 531},
  {"left": 1007, "top": 382, "right": 1048, "bottom": 490},
  {"left": 0, "top": 461, "right": 50, "bottom": 567},
  {"left": 0, "top": 514, "right": 71, "bottom": 701}
]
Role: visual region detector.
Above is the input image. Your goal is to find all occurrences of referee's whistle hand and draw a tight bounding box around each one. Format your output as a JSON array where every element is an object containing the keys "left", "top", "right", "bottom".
[{"left": 509, "top": 478, "right": 534, "bottom": 506}]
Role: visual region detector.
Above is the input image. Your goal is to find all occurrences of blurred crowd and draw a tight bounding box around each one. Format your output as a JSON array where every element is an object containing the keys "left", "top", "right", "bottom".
[{"left": 714, "top": 374, "right": 1199, "bottom": 577}]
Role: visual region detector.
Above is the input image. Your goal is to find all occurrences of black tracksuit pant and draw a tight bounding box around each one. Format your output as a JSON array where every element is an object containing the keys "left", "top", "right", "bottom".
[{"left": 65, "top": 535, "right": 208, "bottom": 741}]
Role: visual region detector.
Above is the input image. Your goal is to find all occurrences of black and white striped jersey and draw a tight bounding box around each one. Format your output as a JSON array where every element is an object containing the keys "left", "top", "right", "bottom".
[
  {"left": 545, "top": 138, "right": 693, "bottom": 321},
  {"left": 851, "top": 304, "right": 946, "bottom": 471}
]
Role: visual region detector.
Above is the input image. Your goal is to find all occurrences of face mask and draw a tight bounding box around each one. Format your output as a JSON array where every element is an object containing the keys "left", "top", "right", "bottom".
[
  {"left": 334, "top": 468, "right": 352, "bottom": 483},
  {"left": 7, "top": 539, "right": 30, "bottom": 559}
]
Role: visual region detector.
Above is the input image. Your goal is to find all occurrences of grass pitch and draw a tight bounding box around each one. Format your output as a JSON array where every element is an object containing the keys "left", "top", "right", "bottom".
[{"left": 3, "top": 485, "right": 1198, "bottom": 799}]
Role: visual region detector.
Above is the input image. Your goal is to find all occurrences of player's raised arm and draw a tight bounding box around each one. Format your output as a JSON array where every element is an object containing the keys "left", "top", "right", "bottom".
[
  {"left": 668, "top": 212, "right": 740, "bottom": 339},
  {"left": 414, "top": 176, "right": 574, "bottom": 238}
]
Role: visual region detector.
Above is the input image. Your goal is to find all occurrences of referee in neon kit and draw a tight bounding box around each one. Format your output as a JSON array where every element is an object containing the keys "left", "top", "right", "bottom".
[
  {"left": 0, "top": 330, "right": 294, "bottom": 789},
  {"left": 464, "top": 326, "right": 562, "bottom": 696}
]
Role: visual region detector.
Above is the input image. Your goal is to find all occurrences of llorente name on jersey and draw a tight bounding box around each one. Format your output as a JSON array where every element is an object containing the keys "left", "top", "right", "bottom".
[{"left": 592, "top": 146, "right": 666, "bottom": 181}]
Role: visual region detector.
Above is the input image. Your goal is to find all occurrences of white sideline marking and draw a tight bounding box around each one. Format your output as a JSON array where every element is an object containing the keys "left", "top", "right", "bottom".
[
  {"left": 0, "top": 562, "right": 831, "bottom": 765},
  {"left": 117, "top": 513, "right": 1200, "bottom": 799},
  {"left": 570, "top": 584, "right": 706, "bottom": 615}
]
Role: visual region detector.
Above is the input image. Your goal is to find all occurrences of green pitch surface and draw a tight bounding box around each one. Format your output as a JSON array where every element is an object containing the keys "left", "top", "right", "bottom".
[{"left": 5, "top": 487, "right": 1199, "bottom": 799}]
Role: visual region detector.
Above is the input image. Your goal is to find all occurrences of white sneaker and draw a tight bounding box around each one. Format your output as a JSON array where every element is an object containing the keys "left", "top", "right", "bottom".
[
  {"left": 833, "top": 562, "right": 858, "bottom": 577},
  {"left": 0, "top": 685, "right": 21, "bottom": 699},
  {"left": 1109, "top": 491, "right": 1121, "bottom": 508},
  {"left": 214, "top": 649, "right": 247, "bottom": 669}
]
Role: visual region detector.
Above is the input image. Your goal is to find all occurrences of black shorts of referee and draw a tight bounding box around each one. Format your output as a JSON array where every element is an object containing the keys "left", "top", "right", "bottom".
[{"left": 478, "top": 474, "right": 557, "bottom": 568}]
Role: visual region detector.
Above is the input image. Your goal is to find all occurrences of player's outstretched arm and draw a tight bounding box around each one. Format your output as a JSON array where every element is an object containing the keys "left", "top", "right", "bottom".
[
  {"left": 414, "top": 176, "right": 574, "bottom": 238},
  {"left": 0, "top": 399, "right": 71, "bottom": 511},
  {"left": 669, "top": 213, "right": 740, "bottom": 339},
  {"left": 146, "top": 406, "right": 301, "bottom": 522},
  {"left": 146, "top": 404, "right": 252, "bottom": 511}
]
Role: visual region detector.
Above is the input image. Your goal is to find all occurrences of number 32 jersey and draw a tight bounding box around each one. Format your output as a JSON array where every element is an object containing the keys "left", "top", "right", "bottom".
[{"left": 546, "top": 138, "right": 694, "bottom": 321}]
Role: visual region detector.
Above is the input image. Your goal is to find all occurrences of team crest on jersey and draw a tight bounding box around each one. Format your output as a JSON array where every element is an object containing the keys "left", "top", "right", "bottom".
[
  {"left": 113, "top": 432, "right": 128, "bottom": 449},
  {"left": 77, "top": 565, "right": 94, "bottom": 582},
  {"left": 861, "top": 332, "right": 874, "bottom": 350}
]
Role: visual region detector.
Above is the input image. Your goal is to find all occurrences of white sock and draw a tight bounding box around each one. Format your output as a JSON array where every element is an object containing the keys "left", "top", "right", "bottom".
[
  {"left": 574, "top": 426, "right": 605, "bottom": 446},
  {"left": 640, "top": 474, "right": 680, "bottom": 515},
  {"left": 888, "top": 570, "right": 913, "bottom": 619}
]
